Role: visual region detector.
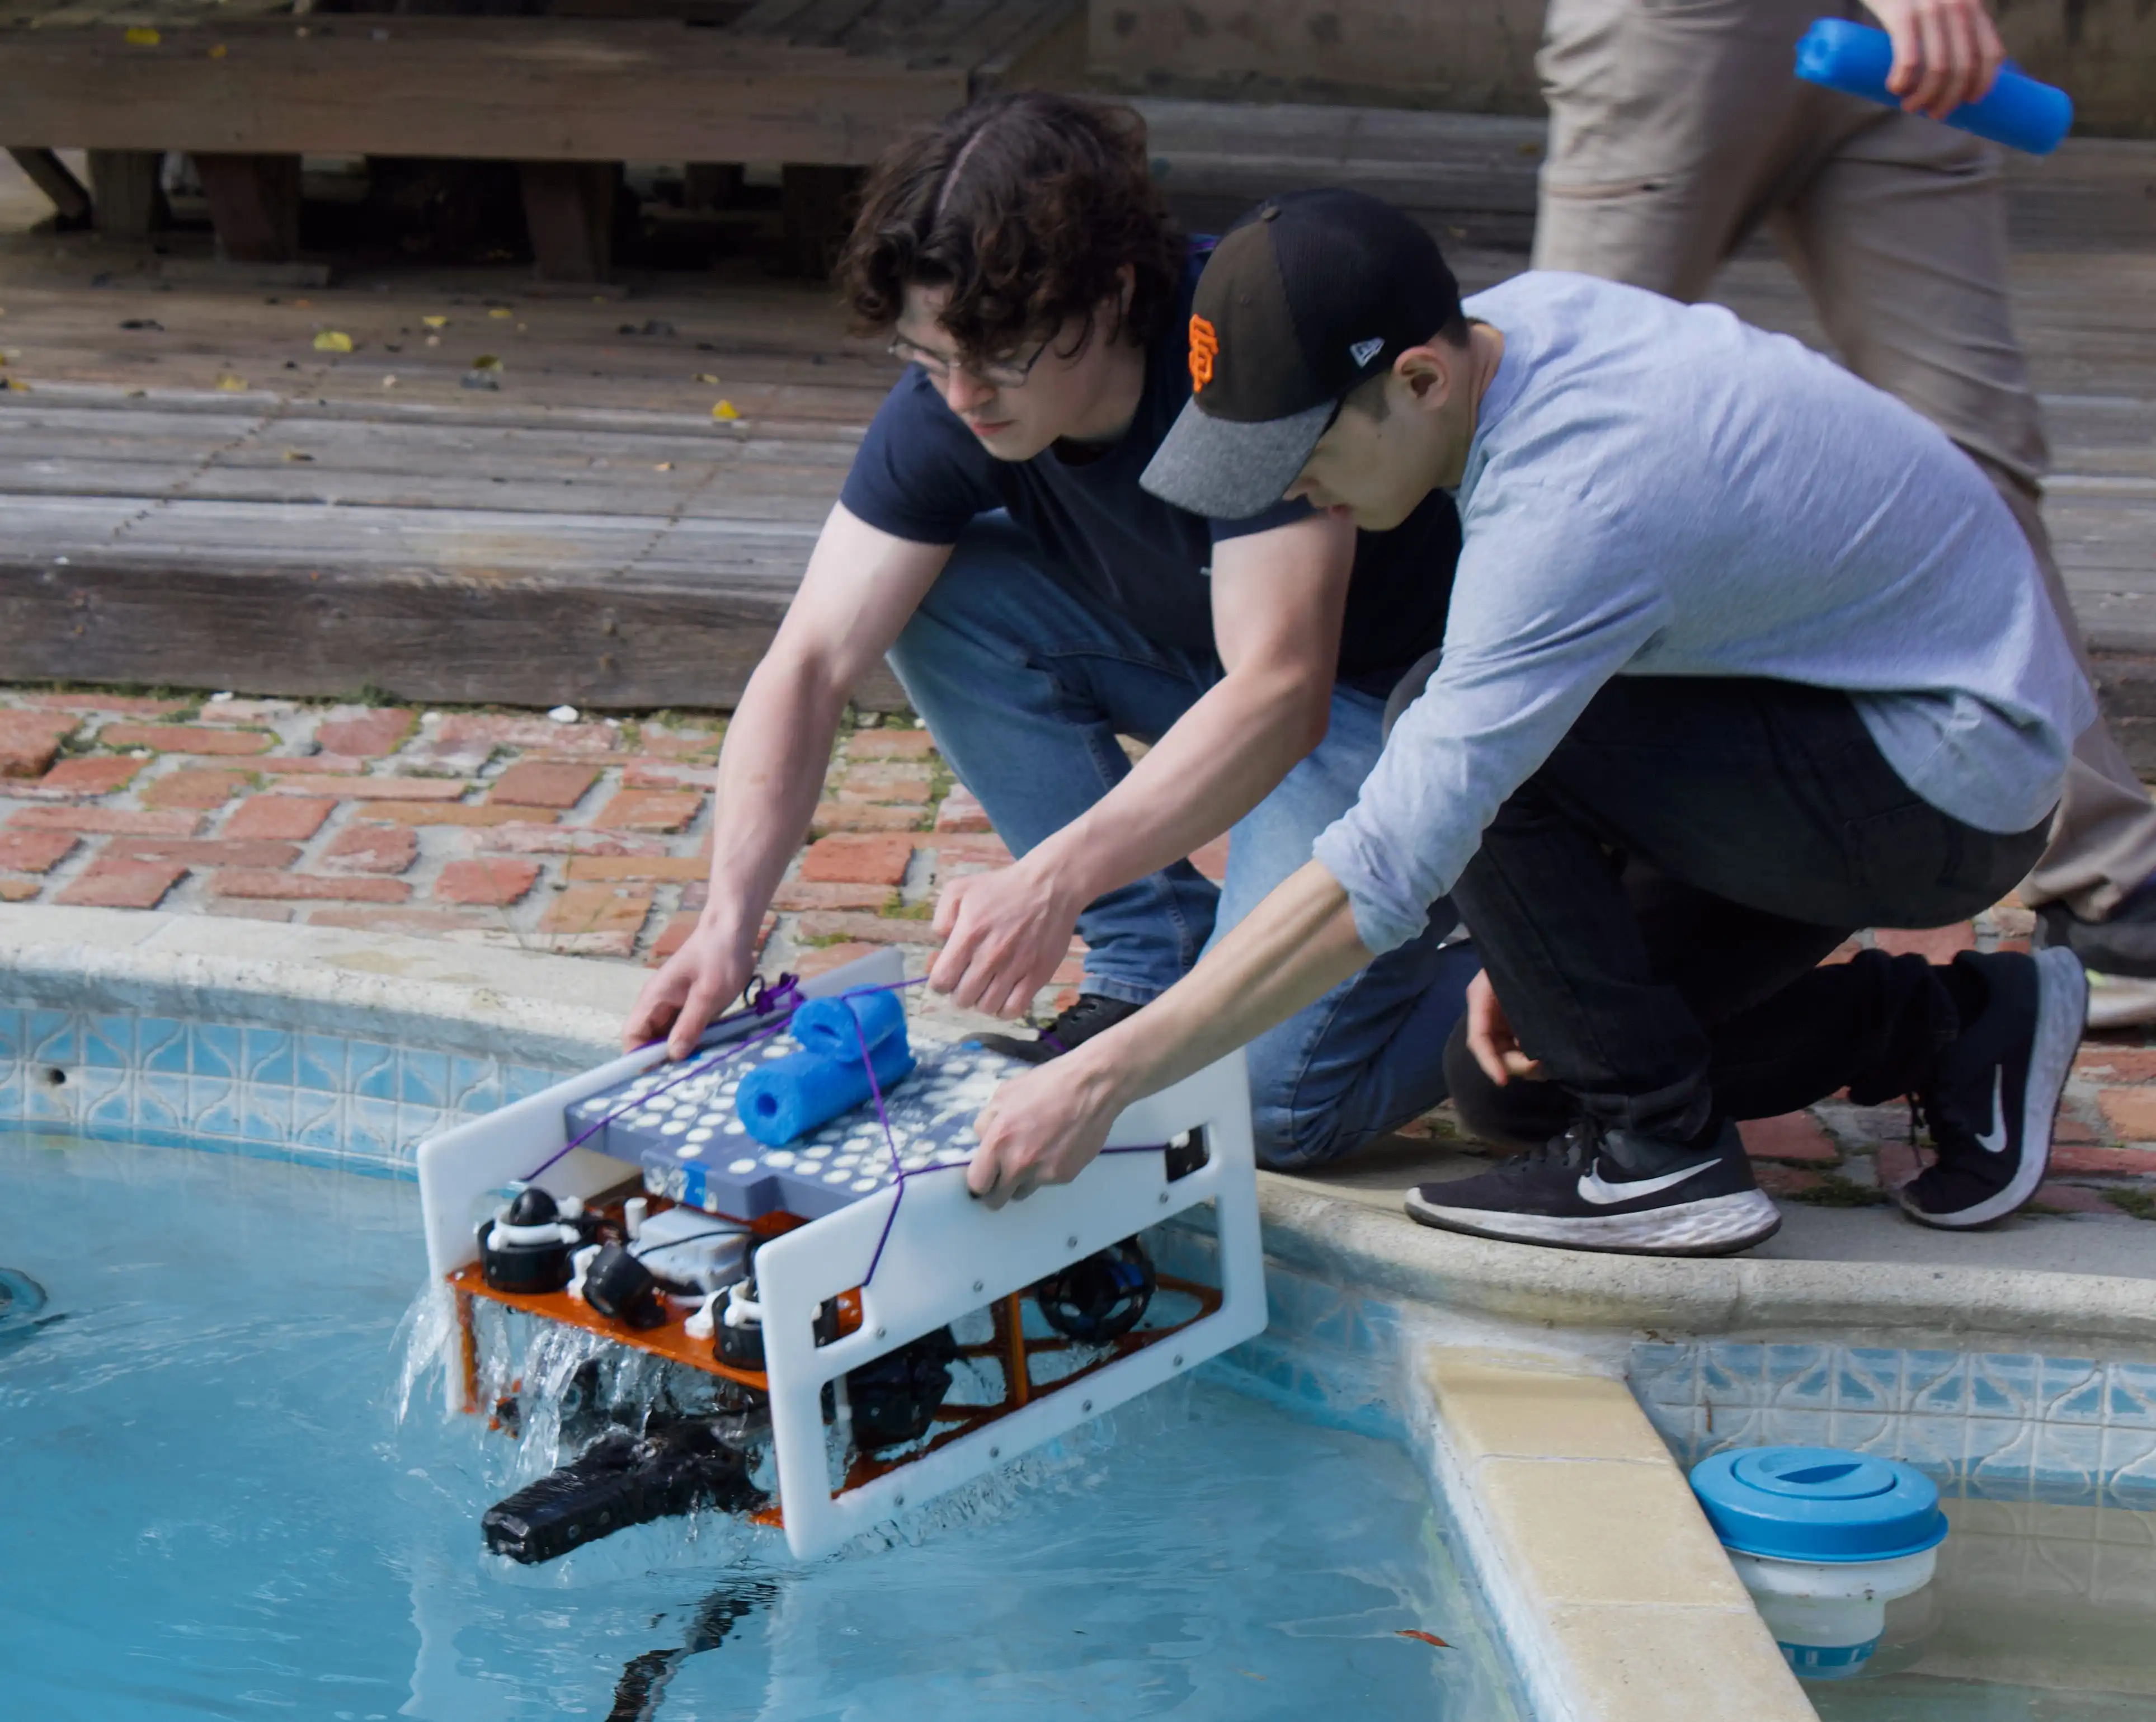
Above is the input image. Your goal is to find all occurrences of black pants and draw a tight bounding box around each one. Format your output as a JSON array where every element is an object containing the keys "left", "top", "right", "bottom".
[{"left": 1446, "top": 678, "right": 2051, "bottom": 1145}]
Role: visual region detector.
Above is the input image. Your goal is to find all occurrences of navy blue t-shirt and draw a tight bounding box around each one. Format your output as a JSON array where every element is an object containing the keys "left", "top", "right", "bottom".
[{"left": 839, "top": 260, "right": 1458, "bottom": 691}]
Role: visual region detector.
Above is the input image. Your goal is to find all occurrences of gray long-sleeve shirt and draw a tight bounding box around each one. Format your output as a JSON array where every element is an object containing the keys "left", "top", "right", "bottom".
[{"left": 1312, "top": 272, "right": 2093, "bottom": 956}]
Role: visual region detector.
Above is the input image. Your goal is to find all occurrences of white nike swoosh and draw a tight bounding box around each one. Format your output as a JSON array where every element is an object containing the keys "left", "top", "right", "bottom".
[
  {"left": 1976, "top": 1065, "right": 2009, "bottom": 1154},
  {"left": 1576, "top": 1158, "right": 1720, "bottom": 1206}
]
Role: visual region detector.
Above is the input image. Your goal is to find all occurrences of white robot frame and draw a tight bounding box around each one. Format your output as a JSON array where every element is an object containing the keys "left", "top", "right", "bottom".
[{"left": 415, "top": 950, "right": 1268, "bottom": 1560}]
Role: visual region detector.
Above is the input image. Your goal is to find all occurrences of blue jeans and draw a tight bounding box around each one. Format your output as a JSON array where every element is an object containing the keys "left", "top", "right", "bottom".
[{"left": 886, "top": 515, "right": 1476, "bottom": 1169}]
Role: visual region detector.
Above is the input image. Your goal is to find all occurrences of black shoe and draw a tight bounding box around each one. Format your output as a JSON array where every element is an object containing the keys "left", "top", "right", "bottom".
[
  {"left": 2033, "top": 888, "right": 2156, "bottom": 1027},
  {"left": 1898, "top": 947, "right": 2087, "bottom": 1230},
  {"left": 968, "top": 993, "right": 1146, "bottom": 1066},
  {"left": 1404, "top": 1118, "right": 1781, "bottom": 1257}
]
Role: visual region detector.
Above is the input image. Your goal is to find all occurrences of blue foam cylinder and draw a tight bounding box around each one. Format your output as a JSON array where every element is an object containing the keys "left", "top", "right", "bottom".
[
  {"left": 736, "top": 1032, "right": 916, "bottom": 1148},
  {"left": 1795, "top": 20, "right": 2072, "bottom": 155},
  {"left": 789, "top": 990, "right": 906, "bottom": 1061}
]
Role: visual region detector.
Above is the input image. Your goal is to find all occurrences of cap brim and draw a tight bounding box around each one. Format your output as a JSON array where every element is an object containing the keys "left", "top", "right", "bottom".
[{"left": 1139, "top": 397, "right": 1338, "bottom": 520}]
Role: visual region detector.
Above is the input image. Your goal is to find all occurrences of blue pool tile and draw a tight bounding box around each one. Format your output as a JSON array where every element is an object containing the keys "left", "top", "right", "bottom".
[
  {"left": 1769, "top": 1345, "right": 1833, "bottom": 1409},
  {"left": 241, "top": 1083, "right": 294, "bottom": 1142},
  {"left": 1701, "top": 1343, "right": 1769, "bottom": 1408},
  {"left": 243, "top": 1028, "right": 295, "bottom": 1088},
  {"left": 396, "top": 1102, "right": 446, "bottom": 1155},
  {"left": 2039, "top": 1356, "right": 2102, "bottom": 1420},
  {"left": 345, "top": 1096, "right": 402, "bottom": 1160},
  {"left": 190, "top": 1022, "right": 239, "bottom": 1081},
  {"left": 450, "top": 1056, "right": 503, "bottom": 1117},
  {"left": 2032, "top": 1423, "right": 2104, "bottom": 1498},
  {"left": 29, "top": 1009, "right": 79, "bottom": 1066},
  {"left": 26, "top": 1078, "right": 76, "bottom": 1125},
  {"left": 398, "top": 1049, "right": 449, "bottom": 1109},
  {"left": 293, "top": 1092, "right": 344, "bottom": 1154},
  {"left": 189, "top": 1078, "right": 241, "bottom": 1139},
  {"left": 1971, "top": 1354, "right": 2039, "bottom": 1419},
  {"left": 0, "top": 1007, "right": 20, "bottom": 1063},
  {"left": 86, "top": 1016, "right": 134, "bottom": 1067},
  {"left": 139, "top": 1016, "right": 187, "bottom": 1074},
  {"left": 136, "top": 1074, "right": 186, "bottom": 1131},
  {"left": 1913, "top": 1355, "right": 1971, "bottom": 1417},
  {"left": 0, "top": 1070, "right": 21, "bottom": 1122},
  {"left": 2109, "top": 1364, "right": 2156, "bottom": 1426},
  {"left": 350, "top": 1041, "right": 396, "bottom": 1103},
  {"left": 297, "top": 1034, "right": 347, "bottom": 1093}
]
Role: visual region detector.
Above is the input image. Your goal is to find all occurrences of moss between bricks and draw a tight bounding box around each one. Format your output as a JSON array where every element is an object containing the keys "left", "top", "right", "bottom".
[
  {"left": 1783, "top": 1172, "right": 1893, "bottom": 1208},
  {"left": 2107, "top": 1188, "right": 2156, "bottom": 1221}
]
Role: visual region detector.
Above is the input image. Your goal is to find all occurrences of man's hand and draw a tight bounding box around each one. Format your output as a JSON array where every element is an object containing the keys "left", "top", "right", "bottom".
[
  {"left": 967, "top": 1050, "right": 1126, "bottom": 1208},
  {"left": 1463, "top": 967, "right": 1546, "bottom": 1088},
  {"left": 929, "top": 861, "right": 1085, "bottom": 1019},
  {"left": 1864, "top": 0, "right": 2005, "bottom": 119},
  {"left": 624, "top": 916, "right": 758, "bottom": 1060}
]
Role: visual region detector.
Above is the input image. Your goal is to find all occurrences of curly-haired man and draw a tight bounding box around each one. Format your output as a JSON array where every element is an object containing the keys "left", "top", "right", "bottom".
[{"left": 627, "top": 94, "right": 1477, "bottom": 1169}]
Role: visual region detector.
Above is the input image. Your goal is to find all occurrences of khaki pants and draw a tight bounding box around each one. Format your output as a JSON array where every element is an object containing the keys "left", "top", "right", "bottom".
[{"left": 1532, "top": 0, "right": 2156, "bottom": 916}]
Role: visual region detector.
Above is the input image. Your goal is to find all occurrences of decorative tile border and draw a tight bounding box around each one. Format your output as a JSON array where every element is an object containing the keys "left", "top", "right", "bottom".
[
  {"left": 1630, "top": 1339, "right": 2156, "bottom": 1508},
  {"left": 0, "top": 1006, "right": 577, "bottom": 1175}
]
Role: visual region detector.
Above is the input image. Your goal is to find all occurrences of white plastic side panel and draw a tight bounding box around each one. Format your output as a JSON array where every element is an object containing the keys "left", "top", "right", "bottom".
[{"left": 754, "top": 1049, "right": 1265, "bottom": 1561}]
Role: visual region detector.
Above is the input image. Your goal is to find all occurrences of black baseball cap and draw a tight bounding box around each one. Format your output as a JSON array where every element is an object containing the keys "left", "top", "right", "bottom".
[{"left": 1141, "top": 188, "right": 1461, "bottom": 519}]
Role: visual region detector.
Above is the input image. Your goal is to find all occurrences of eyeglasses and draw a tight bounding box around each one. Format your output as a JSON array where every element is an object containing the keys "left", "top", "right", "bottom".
[{"left": 887, "top": 332, "right": 1054, "bottom": 390}]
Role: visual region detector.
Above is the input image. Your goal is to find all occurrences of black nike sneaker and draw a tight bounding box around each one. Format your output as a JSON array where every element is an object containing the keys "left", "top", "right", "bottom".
[
  {"left": 1898, "top": 947, "right": 2087, "bottom": 1230},
  {"left": 1404, "top": 1117, "right": 1781, "bottom": 1257},
  {"left": 968, "top": 993, "right": 1147, "bottom": 1066}
]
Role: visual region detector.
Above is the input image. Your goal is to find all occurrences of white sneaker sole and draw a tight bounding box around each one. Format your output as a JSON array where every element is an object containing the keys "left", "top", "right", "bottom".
[
  {"left": 1403, "top": 1186, "right": 1782, "bottom": 1257},
  {"left": 1899, "top": 945, "right": 2088, "bottom": 1230}
]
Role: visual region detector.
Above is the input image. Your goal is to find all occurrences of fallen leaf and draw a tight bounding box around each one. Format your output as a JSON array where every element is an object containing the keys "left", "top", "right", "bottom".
[
  {"left": 488, "top": 308, "right": 513, "bottom": 319},
  {"left": 313, "top": 330, "right": 353, "bottom": 352},
  {"left": 124, "top": 25, "right": 160, "bottom": 44},
  {"left": 1396, "top": 1630, "right": 1449, "bottom": 1648},
  {"left": 294, "top": 298, "right": 312, "bottom": 308},
  {"left": 422, "top": 316, "right": 448, "bottom": 328},
  {"left": 120, "top": 318, "right": 163, "bottom": 331},
  {"left": 283, "top": 450, "right": 314, "bottom": 462},
  {"left": 7, "top": 379, "right": 30, "bottom": 393},
  {"left": 712, "top": 399, "right": 740, "bottom": 420},
  {"left": 653, "top": 462, "right": 673, "bottom": 472},
  {"left": 470, "top": 354, "right": 502, "bottom": 371},
  {"left": 209, "top": 43, "right": 226, "bottom": 58},
  {"left": 424, "top": 335, "right": 440, "bottom": 347},
  {"left": 214, "top": 374, "right": 247, "bottom": 391},
  {"left": 381, "top": 375, "right": 397, "bottom": 388},
  {"left": 694, "top": 372, "right": 718, "bottom": 384}
]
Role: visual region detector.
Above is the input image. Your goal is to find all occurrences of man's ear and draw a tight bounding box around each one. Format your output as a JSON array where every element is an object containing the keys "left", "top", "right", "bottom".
[{"left": 1396, "top": 345, "right": 1456, "bottom": 411}]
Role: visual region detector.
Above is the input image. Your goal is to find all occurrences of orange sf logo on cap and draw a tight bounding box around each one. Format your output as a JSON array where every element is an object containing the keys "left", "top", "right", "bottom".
[{"left": 1189, "top": 316, "right": 1219, "bottom": 392}]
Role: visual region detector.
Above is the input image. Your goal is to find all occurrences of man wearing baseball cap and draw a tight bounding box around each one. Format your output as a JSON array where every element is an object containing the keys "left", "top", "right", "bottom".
[{"left": 962, "top": 187, "right": 2093, "bottom": 1255}]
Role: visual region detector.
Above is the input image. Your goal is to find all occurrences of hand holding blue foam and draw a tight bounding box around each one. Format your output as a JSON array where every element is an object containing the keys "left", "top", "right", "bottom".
[{"left": 1795, "top": 19, "right": 2072, "bottom": 155}]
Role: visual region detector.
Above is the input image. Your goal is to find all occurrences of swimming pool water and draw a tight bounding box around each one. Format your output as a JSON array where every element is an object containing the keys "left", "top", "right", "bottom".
[{"left": 0, "top": 1130, "right": 1524, "bottom": 1720}]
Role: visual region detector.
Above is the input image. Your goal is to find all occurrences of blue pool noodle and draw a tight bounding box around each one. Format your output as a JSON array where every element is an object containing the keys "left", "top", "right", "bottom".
[
  {"left": 737, "top": 1013, "right": 916, "bottom": 1148},
  {"left": 789, "top": 990, "right": 907, "bottom": 1061},
  {"left": 1795, "top": 20, "right": 2072, "bottom": 155}
]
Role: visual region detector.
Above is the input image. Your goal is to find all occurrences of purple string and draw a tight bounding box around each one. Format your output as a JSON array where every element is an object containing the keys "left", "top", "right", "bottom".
[{"left": 516, "top": 973, "right": 806, "bottom": 1185}]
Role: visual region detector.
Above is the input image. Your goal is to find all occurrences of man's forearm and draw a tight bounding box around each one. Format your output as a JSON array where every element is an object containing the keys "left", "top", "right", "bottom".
[
  {"left": 1070, "top": 859, "right": 1374, "bottom": 1108},
  {"left": 697, "top": 654, "right": 849, "bottom": 934},
  {"left": 1023, "top": 667, "right": 1328, "bottom": 908}
]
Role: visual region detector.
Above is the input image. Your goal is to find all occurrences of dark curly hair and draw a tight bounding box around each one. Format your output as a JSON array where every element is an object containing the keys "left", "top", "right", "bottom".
[{"left": 838, "top": 92, "right": 1184, "bottom": 364}]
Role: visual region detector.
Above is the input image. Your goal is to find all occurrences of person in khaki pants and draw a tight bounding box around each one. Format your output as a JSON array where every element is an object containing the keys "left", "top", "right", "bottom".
[{"left": 1533, "top": 0, "right": 2156, "bottom": 1022}]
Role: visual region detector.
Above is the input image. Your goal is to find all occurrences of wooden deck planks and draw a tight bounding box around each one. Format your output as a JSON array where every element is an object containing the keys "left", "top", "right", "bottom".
[{"left": 0, "top": 107, "right": 2150, "bottom": 708}]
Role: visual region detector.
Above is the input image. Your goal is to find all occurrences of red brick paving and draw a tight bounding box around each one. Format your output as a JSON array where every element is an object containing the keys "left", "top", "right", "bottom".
[
  {"left": 0, "top": 830, "right": 78, "bottom": 873},
  {"left": 592, "top": 789, "right": 700, "bottom": 832},
  {"left": 227, "top": 795, "right": 335, "bottom": 841},
  {"left": 436, "top": 858, "right": 542, "bottom": 906},
  {"left": 316, "top": 708, "right": 416, "bottom": 757},
  {"left": 11, "top": 806, "right": 199, "bottom": 835},
  {"left": 1739, "top": 1112, "right": 1840, "bottom": 1164},
  {"left": 102, "top": 723, "right": 276, "bottom": 755},
  {"left": 801, "top": 833, "right": 914, "bottom": 885},
  {"left": 57, "top": 857, "right": 187, "bottom": 909},
  {"left": 4, "top": 689, "right": 2153, "bottom": 1224},
  {"left": 0, "top": 711, "right": 79, "bottom": 778},
  {"left": 33, "top": 756, "right": 144, "bottom": 797},
  {"left": 488, "top": 760, "right": 602, "bottom": 808},
  {"left": 321, "top": 824, "right": 420, "bottom": 874},
  {"left": 140, "top": 768, "right": 252, "bottom": 810},
  {"left": 211, "top": 871, "right": 414, "bottom": 902}
]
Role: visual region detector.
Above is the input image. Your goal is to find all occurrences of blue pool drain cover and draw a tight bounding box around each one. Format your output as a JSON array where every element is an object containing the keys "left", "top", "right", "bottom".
[{"left": 1689, "top": 1446, "right": 1946, "bottom": 1563}]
